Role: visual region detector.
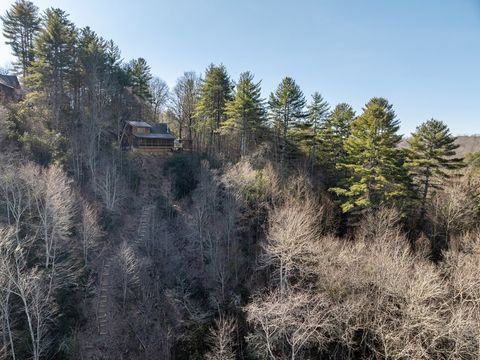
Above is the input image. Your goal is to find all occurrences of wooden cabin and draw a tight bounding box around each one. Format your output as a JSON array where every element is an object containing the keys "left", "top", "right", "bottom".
[
  {"left": 123, "top": 121, "right": 176, "bottom": 153},
  {"left": 0, "top": 75, "right": 20, "bottom": 105}
]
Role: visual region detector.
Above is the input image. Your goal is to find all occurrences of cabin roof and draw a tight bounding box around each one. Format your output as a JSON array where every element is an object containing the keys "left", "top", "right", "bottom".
[
  {"left": 0, "top": 75, "right": 20, "bottom": 89},
  {"left": 151, "top": 123, "right": 169, "bottom": 134},
  {"left": 133, "top": 133, "right": 176, "bottom": 140},
  {"left": 127, "top": 121, "right": 152, "bottom": 128}
]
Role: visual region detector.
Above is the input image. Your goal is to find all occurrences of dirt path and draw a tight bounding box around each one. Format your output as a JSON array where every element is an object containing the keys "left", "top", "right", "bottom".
[
  {"left": 97, "top": 260, "right": 112, "bottom": 338},
  {"left": 79, "top": 154, "right": 169, "bottom": 358}
]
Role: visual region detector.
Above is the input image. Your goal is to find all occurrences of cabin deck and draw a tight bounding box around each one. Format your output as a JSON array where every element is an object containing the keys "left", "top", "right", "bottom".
[{"left": 131, "top": 146, "right": 173, "bottom": 154}]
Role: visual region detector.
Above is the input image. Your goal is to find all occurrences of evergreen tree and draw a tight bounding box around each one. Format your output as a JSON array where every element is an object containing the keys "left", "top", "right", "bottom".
[
  {"left": 104, "top": 39, "right": 124, "bottom": 80},
  {"left": 75, "top": 27, "right": 108, "bottom": 103},
  {"left": 76, "top": 29, "right": 124, "bottom": 128},
  {"left": 1, "top": 0, "right": 40, "bottom": 77},
  {"left": 268, "top": 77, "right": 306, "bottom": 166},
  {"left": 330, "top": 98, "right": 410, "bottom": 215},
  {"left": 73, "top": 27, "right": 126, "bottom": 183},
  {"left": 405, "top": 119, "right": 464, "bottom": 220},
  {"left": 302, "top": 92, "right": 329, "bottom": 166},
  {"left": 223, "top": 71, "right": 266, "bottom": 157},
  {"left": 31, "top": 8, "right": 77, "bottom": 128},
  {"left": 196, "top": 64, "right": 233, "bottom": 151},
  {"left": 126, "top": 57, "right": 152, "bottom": 100},
  {"left": 104, "top": 39, "right": 129, "bottom": 141},
  {"left": 77, "top": 27, "right": 108, "bottom": 78},
  {"left": 319, "top": 103, "right": 355, "bottom": 172}
]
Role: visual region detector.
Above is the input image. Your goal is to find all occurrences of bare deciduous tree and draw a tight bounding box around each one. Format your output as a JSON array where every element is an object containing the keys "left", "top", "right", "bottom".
[
  {"left": 149, "top": 77, "right": 169, "bottom": 121},
  {"left": 22, "top": 164, "right": 76, "bottom": 269},
  {"left": 169, "top": 72, "right": 200, "bottom": 142},
  {"left": 80, "top": 200, "right": 103, "bottom": 266},
  {"left": 0, "top": 228, "right": 17, "bottom": 360},
  {"left": 187, "top": 161, "right": 218, "bottom": 273},
  {"left": 205, "top": 316, "right": 237, "bottom": 360},
  {"left": 263, "top": 198, "right": 320, "bottom": 293},
  {"left": 96, "top": 161, "right": 124, "bottom": 211},
  {"left": 246, "top": 290, "right": 334, "bottom": 360},
  {"left": 116, "top": 241, "right": 140, "bottom": 310},
  {"left": 0, "top": 166, "right": 29, "bottom": 243},
  {"left": 0, "top": 233, "right": 56, "bottom": 360},
  {"left": 428, "top": 178, "right": 479, "bottom": 256}
]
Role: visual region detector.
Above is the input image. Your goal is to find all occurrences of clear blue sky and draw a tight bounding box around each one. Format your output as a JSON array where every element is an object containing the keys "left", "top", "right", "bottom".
[{"left": 1, "top": 0, "right": 479, "bottom": 135}]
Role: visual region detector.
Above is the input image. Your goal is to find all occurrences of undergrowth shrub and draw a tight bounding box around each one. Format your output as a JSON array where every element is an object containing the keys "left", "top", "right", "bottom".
[
  {"left": 165, "top": 154, "right": 200, "bottom": 199},
  {"left": 247, "top": 187, "right": 480, "bottom": 359},
  {"left": 222, "top": 160, "right": 279, "bottom": 206}
]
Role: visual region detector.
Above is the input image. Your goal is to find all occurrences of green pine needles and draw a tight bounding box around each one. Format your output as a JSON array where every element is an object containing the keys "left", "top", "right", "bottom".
[
  {"left": 330, "top": 98, "right": 411, "bottom": 215},
  {"left": 405, "top": 118, "right": 464, "bottom": 219}
]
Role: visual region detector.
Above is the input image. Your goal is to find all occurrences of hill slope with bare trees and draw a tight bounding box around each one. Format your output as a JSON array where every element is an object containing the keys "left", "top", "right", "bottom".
[{"left": 1, "top": 1, "right": 480, "bottom": 359}]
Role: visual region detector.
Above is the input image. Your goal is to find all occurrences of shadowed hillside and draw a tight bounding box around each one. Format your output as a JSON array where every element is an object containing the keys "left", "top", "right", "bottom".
[{"left": 454, "top": 135, "right": 480, "bottom": 156}]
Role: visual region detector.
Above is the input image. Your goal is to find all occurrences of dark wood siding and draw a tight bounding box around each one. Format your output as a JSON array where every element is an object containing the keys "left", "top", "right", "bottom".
[{"left": 133, "top": 137, "right": 174, "bottom": 148}]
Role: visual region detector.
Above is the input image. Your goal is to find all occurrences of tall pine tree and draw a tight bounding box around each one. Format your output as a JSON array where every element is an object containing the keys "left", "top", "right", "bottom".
[
  {"left": 126, "top": 57, "right": 152, "bottom": 100},
  {"left": 223, "top": 71, "right": 266, "bottom": 157},
  {"left": 331, "top": 98, "right": 410, "bottom": 216},
  {"left": 196, "top": 64, "right": 233, "bottom": 152},
  {"left": 304, "top": 92, "right": 329, "bottom": 167},
  {"left": 1, "top": 0, "right": 40, "bottom": 77},
  {"left": 75, "top": 27, "right": 109, "bottom": 107},
  {"left": 268, "top": 77, "right": 306, "bottom": 167},
  {"left": 319, "top": 103, "right": 356, "bottom": 174},
  {"left": 405, "top": 119, "right": 464, "bottom": 221},
  {"left": 31, "top": 8, "right": 77, "bottom": 129}
]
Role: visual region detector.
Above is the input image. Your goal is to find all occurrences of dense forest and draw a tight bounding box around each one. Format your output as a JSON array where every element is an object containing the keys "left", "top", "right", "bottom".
[{"left": 1, "top": 1, "right": 480, "bottom": 359}]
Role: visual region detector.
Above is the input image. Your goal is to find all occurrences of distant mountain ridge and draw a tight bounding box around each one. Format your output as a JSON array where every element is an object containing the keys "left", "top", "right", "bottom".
[
  {"left": 454, "top": 135, "right": 480, "bottom": 157},
  {"left": 400, "top": 135, "right": 480, "bottom": 157}
]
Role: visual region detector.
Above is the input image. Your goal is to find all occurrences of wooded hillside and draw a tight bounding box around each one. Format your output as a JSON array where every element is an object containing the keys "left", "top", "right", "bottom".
[{"left": 1, "top": 1, "right": 480, "bottom": 359}]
